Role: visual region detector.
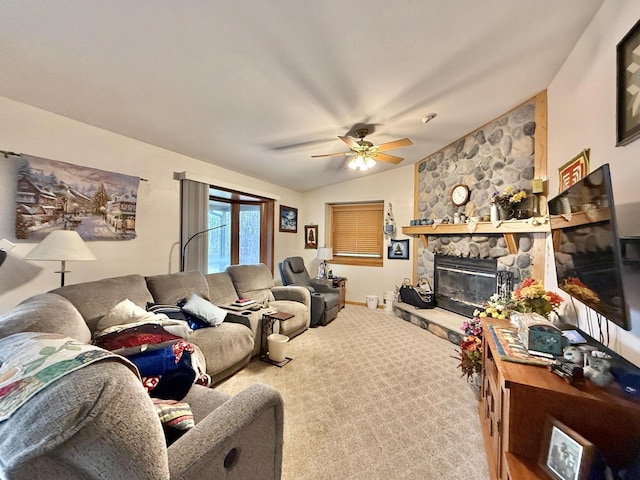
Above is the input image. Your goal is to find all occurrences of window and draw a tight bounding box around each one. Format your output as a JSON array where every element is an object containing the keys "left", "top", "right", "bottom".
[
  {"left": 208, "top": 187, "right": 274, "bottom": 273},
  {"left": 330, "top": 202, "right": 384, "bottom": 267}
]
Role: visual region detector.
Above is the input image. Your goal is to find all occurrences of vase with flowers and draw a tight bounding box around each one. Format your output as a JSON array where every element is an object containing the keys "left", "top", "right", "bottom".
[
  {"left": 453, "top": 294, "right": 511, "bottom": 392},
  {"left": 491, "top": 185, "right": 528, "bottom": 220},
  {"left": 511, "top": 277, "right": 564, "bottom": 320}
]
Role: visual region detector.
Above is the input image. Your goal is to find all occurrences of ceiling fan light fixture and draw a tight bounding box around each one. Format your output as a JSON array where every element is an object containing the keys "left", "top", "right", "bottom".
[{"left": 349, "top": 154, "right": 373, "bottom": 171}]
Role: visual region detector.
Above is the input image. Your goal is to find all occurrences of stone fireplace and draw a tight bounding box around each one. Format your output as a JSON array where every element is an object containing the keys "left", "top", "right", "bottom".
[{"left": 414, "top": 98, "right": 541, "bottom": 290}]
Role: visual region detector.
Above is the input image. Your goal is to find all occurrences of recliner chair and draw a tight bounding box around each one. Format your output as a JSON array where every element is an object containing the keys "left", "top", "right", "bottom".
[{"left": 279, "top": 256, "right": 340, "bottom": 327}]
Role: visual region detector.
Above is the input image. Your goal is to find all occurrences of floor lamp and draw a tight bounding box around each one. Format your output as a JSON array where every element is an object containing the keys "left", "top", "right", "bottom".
[
  {"left": 181, "top": 224, "right": 226, "bottom": 272},
  {"left": 24, "top": 230, "right": 97, "bottom": 287}
]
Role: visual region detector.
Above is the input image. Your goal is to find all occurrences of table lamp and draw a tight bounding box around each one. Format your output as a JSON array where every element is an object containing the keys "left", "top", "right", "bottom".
[
  {"left": 24, "top": 230, "right": 97, "bottom": 286},
  {"left": 317, "top": 247, "right": 333, "bottom": 279}
]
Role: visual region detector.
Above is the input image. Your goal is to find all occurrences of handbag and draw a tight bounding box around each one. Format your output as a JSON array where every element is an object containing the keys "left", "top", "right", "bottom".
[{"left": 399, "top": 278, "right": 435, "bottom": 309}]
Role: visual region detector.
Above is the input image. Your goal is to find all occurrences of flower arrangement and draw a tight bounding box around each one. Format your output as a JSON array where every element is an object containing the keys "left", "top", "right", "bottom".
[
  {"left": 511, "top": 277, "right": 563, "bottom": 319},
  {"left": 491, "top": 185, "right": 527, "bottom": 208},
  {"left": 453, "top": 294, "right": 511, "bottom": 380},
  {"left": 454, "top": 280, "right": 564, "bottom": 380},
  {"left": 454, "top": 335, "right": 483, "bottom": 380}
]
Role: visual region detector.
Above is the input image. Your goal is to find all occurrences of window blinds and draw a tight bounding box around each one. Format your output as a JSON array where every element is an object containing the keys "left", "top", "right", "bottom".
[{"left": 331, "top": 203, "right": 383, "bottom": 260}]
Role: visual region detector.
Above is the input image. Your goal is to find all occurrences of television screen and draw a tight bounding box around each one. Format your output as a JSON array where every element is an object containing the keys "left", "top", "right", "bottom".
[{"left": 549, "top": 164, "right": 632, "bottom": 331}]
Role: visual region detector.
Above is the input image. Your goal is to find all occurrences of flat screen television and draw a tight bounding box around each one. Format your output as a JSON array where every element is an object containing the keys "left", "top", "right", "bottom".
[{"left": 548, "top": 164, "right": 633, "bottom": 331}]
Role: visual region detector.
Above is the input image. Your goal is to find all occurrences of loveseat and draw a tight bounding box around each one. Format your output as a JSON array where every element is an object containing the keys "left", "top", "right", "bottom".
[{"left": 0, "top": 263, "right": 309, "bottom": 479}]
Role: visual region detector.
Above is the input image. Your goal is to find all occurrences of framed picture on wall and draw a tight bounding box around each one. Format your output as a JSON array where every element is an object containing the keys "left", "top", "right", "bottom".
[
  {"left": 558, "top": 149, "right": 590, "bottom": 193},
  {"left": 304, "top": 225, "right": 318, "bottom": 249},
  {"left": 617, "top": 19, "right": 640, "bottom": 146},
  {"left": 538, "top": 417, "right": 597, "bottom": 480},
  {"left": 279, "top": 205, "right": 298, "bottom": 233},
  {"left": 388, "top": 239, "right": 409, "bottom": 260}
]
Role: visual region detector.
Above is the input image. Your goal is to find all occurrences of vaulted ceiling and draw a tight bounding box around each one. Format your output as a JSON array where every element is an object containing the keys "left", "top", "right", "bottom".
[{"left": 0, "top": 1, "right": 603, "bottom": 192}]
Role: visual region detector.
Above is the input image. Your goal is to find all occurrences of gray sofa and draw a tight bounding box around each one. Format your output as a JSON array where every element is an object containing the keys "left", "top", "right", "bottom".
[
  {"left": 53, "top": 264, "right": 310, "bottom": 384},
  {"left": 0, "top": 263, "right": 309, "bottom": 479}
]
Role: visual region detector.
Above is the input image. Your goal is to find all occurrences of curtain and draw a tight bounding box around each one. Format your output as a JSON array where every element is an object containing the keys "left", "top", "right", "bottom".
[{"left": 180, "top": 179, "right": 209, "bottom": 272}]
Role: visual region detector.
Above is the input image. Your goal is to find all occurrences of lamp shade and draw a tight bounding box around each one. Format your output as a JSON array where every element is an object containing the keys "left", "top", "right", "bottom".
[
  {"left": 317, "top": 247, "right": 333, "bottom": 261},
  {"left": 24, "top": 230, "right": 97, "bottom": 262}
]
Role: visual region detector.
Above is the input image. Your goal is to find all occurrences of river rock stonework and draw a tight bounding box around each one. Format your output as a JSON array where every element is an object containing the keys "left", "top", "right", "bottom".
[{"left": 416, "top": 100, "right": 537, "bottom": 285}]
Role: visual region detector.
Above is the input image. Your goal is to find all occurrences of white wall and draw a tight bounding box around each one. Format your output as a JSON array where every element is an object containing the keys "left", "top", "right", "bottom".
[
  {"left": 547, "top": 0, "right": 640, "bottom": 365},
  {"left": 0, "top": 96, "right": 303, "bottom": 313},
  {"left": 301, "top": 166, "right": 415, "bottom": 306}
]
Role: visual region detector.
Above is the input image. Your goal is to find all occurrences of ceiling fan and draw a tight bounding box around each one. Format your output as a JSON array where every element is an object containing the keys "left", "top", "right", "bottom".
[{"left": 311, "top": 128, "right": 413, "bottom": 171}]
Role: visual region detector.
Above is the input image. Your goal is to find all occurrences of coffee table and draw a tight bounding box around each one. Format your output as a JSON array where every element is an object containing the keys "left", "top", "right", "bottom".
[{"left": 261, "top": 311, "right": 294, "bottom": 367}]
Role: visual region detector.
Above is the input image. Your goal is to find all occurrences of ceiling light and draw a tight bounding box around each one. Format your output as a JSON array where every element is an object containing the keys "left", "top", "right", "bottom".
[
  {"left": 348, "top": 155, "right": 376, "bottom": 171},
  {"left": 421, "top": 113, "right": 437, "bottom": 124}
]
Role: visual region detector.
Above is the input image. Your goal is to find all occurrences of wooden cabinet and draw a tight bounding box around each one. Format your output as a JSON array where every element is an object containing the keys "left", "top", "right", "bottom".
[
  {"left": 480, "top": 319, "right": 640, "bottom": 479},
  {"left": 331, "top": 277, "right": 347, "bottom": 309}
]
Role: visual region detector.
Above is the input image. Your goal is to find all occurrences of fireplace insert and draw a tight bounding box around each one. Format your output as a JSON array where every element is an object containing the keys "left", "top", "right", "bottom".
[{"left": 434, "top": 255, "right": 508, "bottom": 318}]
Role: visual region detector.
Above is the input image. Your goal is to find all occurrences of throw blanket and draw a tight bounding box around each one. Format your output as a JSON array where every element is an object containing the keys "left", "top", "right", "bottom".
[
  {"left": 0, "top": 332, "right": 137, "bottom": 422},
  {"left": 93, "top": 322, "right": 211, "bottom": 398}
]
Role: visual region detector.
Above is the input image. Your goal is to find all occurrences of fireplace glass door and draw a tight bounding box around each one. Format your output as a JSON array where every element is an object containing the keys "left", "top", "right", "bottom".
[{"left": 434, "top": 256, "right": 499, "bottom": 318}]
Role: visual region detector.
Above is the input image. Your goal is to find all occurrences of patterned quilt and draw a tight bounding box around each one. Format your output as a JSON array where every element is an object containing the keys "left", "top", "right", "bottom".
[{"left": 0, "top": 332, "right": 137, "bottom": 421}]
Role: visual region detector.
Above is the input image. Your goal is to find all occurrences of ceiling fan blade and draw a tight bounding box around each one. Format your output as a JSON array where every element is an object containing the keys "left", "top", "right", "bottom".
[
  {"left": 376, "top": 138, "right": 413, "bottom": 151},
  {"left": 372, "top": 152, "right": 404, "bottom": 165},
  {"left": 311, "top": 152, "right": 351, "bottom": 158},
  {"left": 338, "top": 136, "right": 360, "bottom": 149}
]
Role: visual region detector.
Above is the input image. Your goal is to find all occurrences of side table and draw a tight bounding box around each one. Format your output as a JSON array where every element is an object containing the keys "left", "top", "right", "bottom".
[
  {"left": 260, "top": 311, "right": 294, "bottom": 367},
  {"left": 331, "top": 277, "right": 347, "bottom": 310}
]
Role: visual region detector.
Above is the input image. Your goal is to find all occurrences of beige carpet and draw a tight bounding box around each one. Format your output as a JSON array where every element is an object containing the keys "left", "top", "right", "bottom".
[{"left": 217, "top": 305, "right": 490, "bottom": 480}]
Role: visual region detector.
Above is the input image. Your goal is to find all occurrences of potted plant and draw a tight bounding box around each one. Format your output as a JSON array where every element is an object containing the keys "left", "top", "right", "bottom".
[{"left": 490, "top": 185, "right": 528, "bottom": 219}]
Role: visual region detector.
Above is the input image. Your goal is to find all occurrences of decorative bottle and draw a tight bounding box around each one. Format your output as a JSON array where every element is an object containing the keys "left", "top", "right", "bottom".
[{"left": 490, "top": 204, "right": 499, "bottom": 222}]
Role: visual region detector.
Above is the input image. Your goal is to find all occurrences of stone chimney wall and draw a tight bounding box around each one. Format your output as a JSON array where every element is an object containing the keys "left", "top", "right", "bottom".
[{"left": 415, "top": 100, "right": 537, "bottom": 284}]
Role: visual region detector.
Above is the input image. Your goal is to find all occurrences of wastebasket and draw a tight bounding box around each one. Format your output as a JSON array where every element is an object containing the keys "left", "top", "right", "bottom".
[
  {"left": 366, "top": 295, "right": 379, "bottom": 310},
  {"left": 383, "top": 291, "right": 396, "bottom": 314},
  {"left": 267, "top": 333, "right": 289, "bottom": 362}
]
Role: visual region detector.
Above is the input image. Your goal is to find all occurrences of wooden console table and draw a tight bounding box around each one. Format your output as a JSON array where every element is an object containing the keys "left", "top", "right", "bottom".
[{"left": 480, "top": 319, "right": 640, "bottom": 479}]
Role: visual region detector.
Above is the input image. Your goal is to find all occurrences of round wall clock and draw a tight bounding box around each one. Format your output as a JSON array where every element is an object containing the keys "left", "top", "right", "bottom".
[{"left": 451, "top": 184, "right": 470, "bottom": 206}]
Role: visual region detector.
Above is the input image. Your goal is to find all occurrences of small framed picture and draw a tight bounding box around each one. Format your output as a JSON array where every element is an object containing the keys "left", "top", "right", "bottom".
[
  {"left": 388, "top": 239, "right": 409, "bottom": 260},
  {"left": 304, "top": 224, "right": 318, "bottom": 249},
  {"left": 279, "top": 205, "right": 298, "bottom": 233},
  {"left": 539, "top": 417, "right": 596, "bottom": 480},
  {"left": 617, "top": 19, "right": 640, "bottom": 146},
  {"left": 558, "top": 149, "right": 590, "bottom": 193}
]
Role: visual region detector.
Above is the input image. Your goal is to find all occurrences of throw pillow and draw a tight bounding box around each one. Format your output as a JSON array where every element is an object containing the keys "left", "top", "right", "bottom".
[
  {"left": 181, "top": 293, "right": 227, "bottom": 327},
  {"left": 97, "top": 299, "right": 157, "bottom": 331},
  {"left": 146, "top": 303, "right": 189, "bottom": 322},
  {"left": 147, "top": 301, "right": 208, "bottom": 331},
  {"left": 152, "top": 397, "right": 195, "bottom": 445},
  {"left": 152, "top": 398, "right": 195, "bottom": 430}
]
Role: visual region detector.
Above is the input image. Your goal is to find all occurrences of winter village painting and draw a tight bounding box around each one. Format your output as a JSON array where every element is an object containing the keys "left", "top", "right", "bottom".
[{"left": 15, "top": 155, "right": 140, "bottom": 241}]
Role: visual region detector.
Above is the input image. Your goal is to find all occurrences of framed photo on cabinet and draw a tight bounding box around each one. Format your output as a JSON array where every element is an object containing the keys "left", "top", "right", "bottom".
[{"left": 539, "top": 417, "right": 597, "bottom": 480}]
